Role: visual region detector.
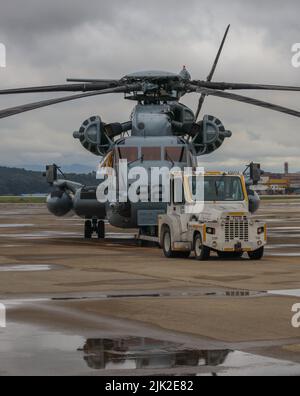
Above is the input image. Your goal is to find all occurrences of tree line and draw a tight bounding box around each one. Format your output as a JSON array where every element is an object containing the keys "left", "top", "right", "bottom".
[{"left": 0, "top": 166, "right": 97, "bottom": 195}]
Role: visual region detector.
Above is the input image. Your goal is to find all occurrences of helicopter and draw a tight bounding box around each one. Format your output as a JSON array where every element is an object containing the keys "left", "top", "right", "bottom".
[{"left": 1, "top": 25, "right": 300, "bottom": 239}]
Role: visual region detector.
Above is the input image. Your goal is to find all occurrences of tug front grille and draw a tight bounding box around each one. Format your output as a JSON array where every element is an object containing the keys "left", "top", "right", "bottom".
[{"left": 225, "top": 216, "right": 249, "bottom": 242}]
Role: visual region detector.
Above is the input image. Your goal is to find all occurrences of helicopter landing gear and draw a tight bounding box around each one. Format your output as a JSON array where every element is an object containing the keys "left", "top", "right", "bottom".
[
  {"left": 84, "top": 219, "right": 105, "bottom": 239},
  {"left": 84, "top": 220, "right": 93, "bottom": 239},
  {"left": 96, "top": 220, "right": 105, "bottom": 239}
]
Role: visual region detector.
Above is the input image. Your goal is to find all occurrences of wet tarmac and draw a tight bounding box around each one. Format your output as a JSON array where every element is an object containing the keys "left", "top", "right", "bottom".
[
  {"left": 0, "top": 224, "right": 34, "bottom": 228},
  {"left": 0, "top": 200, "right": 299, "bottom": 376},
  {"left": 1, "top": 322, "right": 300, "bottom": 376}
]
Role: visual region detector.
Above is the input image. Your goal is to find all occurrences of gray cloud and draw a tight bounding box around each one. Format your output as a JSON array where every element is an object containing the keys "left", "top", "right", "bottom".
[{"left": 0, "top": 0, "right": 300, "bottom": 172}]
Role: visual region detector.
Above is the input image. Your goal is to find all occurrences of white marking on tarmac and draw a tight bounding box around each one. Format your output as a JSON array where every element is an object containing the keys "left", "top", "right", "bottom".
[{"left": 268, "top": 289, "right": 300, "bottom": 298}]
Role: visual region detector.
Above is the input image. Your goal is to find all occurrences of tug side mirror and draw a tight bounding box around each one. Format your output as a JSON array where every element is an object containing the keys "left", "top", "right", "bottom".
[{"left": 250, "top": 163, "right": 263, "bottom": 185}]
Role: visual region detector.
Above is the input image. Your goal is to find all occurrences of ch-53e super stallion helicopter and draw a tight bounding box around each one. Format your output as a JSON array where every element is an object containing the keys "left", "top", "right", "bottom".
[{"left": 1, "top": 25, "right": 300, "bottom": 240}]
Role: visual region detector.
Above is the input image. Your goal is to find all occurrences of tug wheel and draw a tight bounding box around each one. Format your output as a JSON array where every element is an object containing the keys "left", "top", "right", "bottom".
[
  {"left": 248, "top": 247, "right": 264, "bottom": 260},
  {"left": 162, "top": 228, "right": 190, "bottom": 259},
  {"left": 194, "top": 233, "right": 210, "bottom": 261},
  {"left": 162, "top": 228, "right": 175, "bottom": 258}
]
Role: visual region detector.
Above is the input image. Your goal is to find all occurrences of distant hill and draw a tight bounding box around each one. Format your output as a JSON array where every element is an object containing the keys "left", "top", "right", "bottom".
[
  {"left": 24, "top": 163, "right": 97, "bottom": 174},
  {"left": 0, "top": 166, "right": 98, "bottom": 195}
]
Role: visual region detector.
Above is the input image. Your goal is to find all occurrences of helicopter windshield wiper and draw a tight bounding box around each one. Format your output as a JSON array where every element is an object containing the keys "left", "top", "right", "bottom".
[
  {"left": 128, "top": 155, "right": 144, "bottom": 166},
  {"left": 165, "top": 152, "right": 175, "bottom": 167}
]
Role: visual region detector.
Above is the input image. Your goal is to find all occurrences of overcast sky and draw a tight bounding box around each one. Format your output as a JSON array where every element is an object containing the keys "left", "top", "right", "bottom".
[{"left": 0, "top": 0, "right": 300, "bottom": 172}]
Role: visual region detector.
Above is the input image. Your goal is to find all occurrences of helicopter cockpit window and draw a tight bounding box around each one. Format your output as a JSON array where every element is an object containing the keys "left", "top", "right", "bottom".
[
  {"left": 117, "top": 147, "right": 138, "bottom": 162},
  {"left": 141, "top": 147, "right": 161, "bottom": 161},
  {"left": 165, "top": 147, "right": 187, "bottom": 163}
]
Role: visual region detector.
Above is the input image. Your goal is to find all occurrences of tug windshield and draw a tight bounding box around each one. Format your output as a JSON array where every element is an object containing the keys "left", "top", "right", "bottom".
[{"left": 190, "top": 176, "right": 245, "bottom": 202}]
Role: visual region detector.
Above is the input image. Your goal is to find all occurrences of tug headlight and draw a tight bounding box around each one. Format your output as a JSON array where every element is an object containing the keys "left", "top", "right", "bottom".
[
  {"left": 257, "top": 227, "right": 265, "bottom": 235},
  {"left": 206, "top": 227, "right": 216, "bottom": 235}
]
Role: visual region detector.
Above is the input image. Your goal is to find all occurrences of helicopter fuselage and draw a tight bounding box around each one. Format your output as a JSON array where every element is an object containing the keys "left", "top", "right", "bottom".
[{"left": 47, "top": 99, "right": 232, "bottom": 234}]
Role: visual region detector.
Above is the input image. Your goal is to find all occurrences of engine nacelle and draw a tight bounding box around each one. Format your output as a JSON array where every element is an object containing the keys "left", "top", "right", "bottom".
[
  {"left": 47, "top": 190, "right": 73, "bottom": 217},
  {"left": 192, "top": 115, "right": 232, "bottom": 155},
  {"left": 73, "top": 116, "right": 112, "bottom": 156}
]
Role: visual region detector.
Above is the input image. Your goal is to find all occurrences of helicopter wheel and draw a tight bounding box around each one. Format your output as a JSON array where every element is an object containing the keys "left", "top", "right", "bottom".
[
  {"left": 84, "top": 220, "right": 93, "bottom": 239},
  {"left": 97, "top": 220, "right": 105, "bottom": 239}
]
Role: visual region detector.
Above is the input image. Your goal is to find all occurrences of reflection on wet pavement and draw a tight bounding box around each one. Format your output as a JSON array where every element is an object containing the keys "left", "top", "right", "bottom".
[
  {"left": 79, "top": 336, "right": 300, "bottom": 376},
  {"left": 80, "top": 337, "right": 231, "bottom": 371}
]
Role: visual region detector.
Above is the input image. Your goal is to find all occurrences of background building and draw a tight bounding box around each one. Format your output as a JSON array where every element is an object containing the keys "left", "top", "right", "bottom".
[{"left": 258, "top": 163, "right": 300, "bottom": 195}]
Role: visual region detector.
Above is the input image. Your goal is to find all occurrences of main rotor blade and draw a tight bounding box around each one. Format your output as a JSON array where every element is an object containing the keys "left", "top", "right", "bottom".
[
  {"left": 0, "top": 82, "right": 120, "bottom": 95},
  {"left": 67, "top": 78, "right": 120, "bottom": 84},
  {"left": 0, "top": 84, "right": 140, "bottom": 119},
  {"left": 191, "top": 85, "right": 300, "bottom": 118},
  {"left": 195, "top": 24, "right": 230, "bottom": 121},
  {"left": 193, "top": 81, "right": 300, "bottom": 92},
  {"left": 207, "top": 25, "right": 231, "bottom": 82}
]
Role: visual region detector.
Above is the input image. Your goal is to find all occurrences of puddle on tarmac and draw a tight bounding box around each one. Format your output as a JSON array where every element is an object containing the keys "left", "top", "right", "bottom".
[
  {"left": 0, "top": 224, "right": 34, "bottom": 228},
  {"left": 1, "top": 244, "right": 33, "bottom": 248},
  {"left": 266, "top": 244, "right": 300, "bottom": 249},
  {"left": 269, "top": 233, "right": 300, "bottom": 238},
  {"left": 0, "top": 231, "right": 79, "bottom": 239},
  {"left": 260, "top": 218, "right": 300, "bottom": 223},
  {"left": 1, "top": 323, "right": 300, "bottom": 376},
  {"left": 270, "top": 227, "right": 300, "bottom": 231},
  {"left": 0, "top": 264, "right": 60, "bottom": 272},
  {"left": 106, "top": 233, "right": 137, "bottom": 240},
  {"left": 0, "top": 231, "right": 135, "bottom": 240},
  {"left": 268, "top": 289, "right": 300, "bottom": 298},
  {"left": 0, "top": 323, "right": 85, "bottom": 376}
]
